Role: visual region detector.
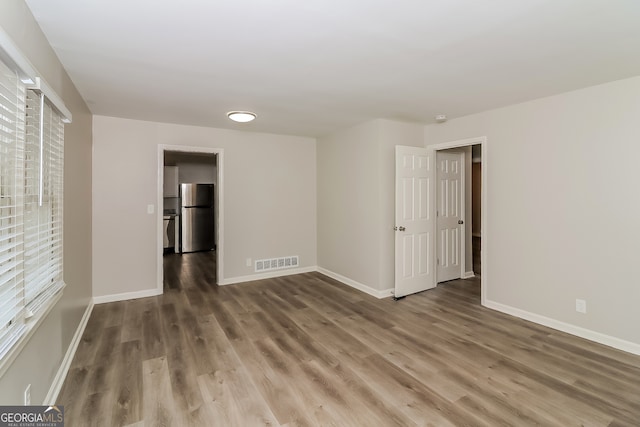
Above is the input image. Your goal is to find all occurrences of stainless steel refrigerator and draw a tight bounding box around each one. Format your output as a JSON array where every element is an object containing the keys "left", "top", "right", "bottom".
[{"left": 179, "top": 183, "right": 215, "bottom": 253}]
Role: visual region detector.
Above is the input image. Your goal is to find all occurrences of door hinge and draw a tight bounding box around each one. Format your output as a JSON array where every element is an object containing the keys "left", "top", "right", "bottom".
[{"left": 437, "top": 258, "right": 440, "bottom": 265}]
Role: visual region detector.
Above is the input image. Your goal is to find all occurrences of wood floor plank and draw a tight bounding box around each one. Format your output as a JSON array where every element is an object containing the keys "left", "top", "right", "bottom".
[
  {"left": 498, "top": 357, "right": 638, "bottom": 425},
  {"left": 70, "top": 306, "right": 109, "bottom": 369},
  {"left": 221, "top": 281, "right": 263, "bottom": 314},
  {"left": 120, "top": 299, "right": 144, "bottom": 343},
  {"left": 79, "top": 391, "right": 112, "bottom": 427},
  {"left": 444, "top": 368, "right": 554, "bottom": 426},
  {"left": 179, "top": 310, "right": 215, "bottom": 376},
  {"left": 197, "top": 370, "right": 276, "bottom": 427},
  {"left": 250, "top": 338, "right": 351, "bottom": 426},
  {"left": 317, "top": 359, "right": 419, "bottom": 427},
  {"left": 57, "top": 366, "right": 90, "bottom": 426},
  {"left": 488, "top": 358, "right": 618, "bottom": 425},
  {"left": 530, "top": 333, "right": 640, "bottom": 387},
  {"left": 196, "top": 314, "right": 244, "bottom": 374},
  {"left": 57, "top": 252, "right": 640, "bottom": 426},
  {"left": 102, "top": 301, "right": 125, "bottom": 328},
  {"left": 140, "top": 299, "right": 165, "bottom": 361},
  {"left": 142, "top": 356, "right": 181, "bottom": 427},
  {"left": 85, "top": 364, "right": 111, "bottom": 395},
  {"left": 229, "top": 337, "right": 316, "bottom": 426},
  {"left": 200, "top": 354, "right": 281, "bottom": 426},
  {"left": 111, "top": 340, "right": 142, "bottom": 426},
  {"left": 159, "top": 303, "right": 203, "bottom": 415}
]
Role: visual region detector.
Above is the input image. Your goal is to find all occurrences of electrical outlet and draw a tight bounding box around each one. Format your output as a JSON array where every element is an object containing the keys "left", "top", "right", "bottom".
[
  {"left": 246, "top": 258, "right": 252, "bottom": 267},
  {"left": 24, "top": 384, "right": 31, "bottom": 405},
  {"left": 576, "top": 299, "right": 587, "bottom": 314}
]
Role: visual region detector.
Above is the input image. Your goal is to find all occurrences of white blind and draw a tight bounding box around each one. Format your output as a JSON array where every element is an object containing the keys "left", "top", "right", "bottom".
[
  {"left": 0, "top": 27, "right": 70, "bottom": 367},
  {"left": 0, "top": 58, "right": 26, "bottom": 358},
  {"left": 24, "top": 89, "right": 64, "bottom": 316}
]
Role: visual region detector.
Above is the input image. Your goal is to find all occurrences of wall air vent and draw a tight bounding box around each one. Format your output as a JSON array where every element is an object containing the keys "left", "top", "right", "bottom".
[{"left": 255, "top": 256, "right": 300, "bottom": 272}]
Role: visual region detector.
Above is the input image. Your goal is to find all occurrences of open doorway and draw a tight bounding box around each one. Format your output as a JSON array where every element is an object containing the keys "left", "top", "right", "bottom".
[
  {"left": 157, "top": 145, "right": 224, "bottom": 294},
  {"left": 431, "top": 137, "right": 487, "bottom": 304},
  {"left": 471, "top": 145, "right": 482, "bottom": 276},
  {"left": 435, "top": 145, "right": 482, "bottom": 283},
  {"left": 435, "top": 148, "right": 466, "bottom": 283}
]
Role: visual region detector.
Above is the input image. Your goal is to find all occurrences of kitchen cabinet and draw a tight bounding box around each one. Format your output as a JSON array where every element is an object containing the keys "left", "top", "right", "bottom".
[{"left": 163, "top": 166, "right": 179, "bottom": 197}]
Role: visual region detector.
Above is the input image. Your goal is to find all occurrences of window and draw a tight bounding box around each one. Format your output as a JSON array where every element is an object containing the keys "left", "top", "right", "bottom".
[
  {"left": 0, "top": 34, "right": 70, "bottom": 370},
  {"left": 0, "top": 58, "right": 27, "bottom": 360},
  {"left": 24, "top": 90, "right": 65, "bottom": 316}
]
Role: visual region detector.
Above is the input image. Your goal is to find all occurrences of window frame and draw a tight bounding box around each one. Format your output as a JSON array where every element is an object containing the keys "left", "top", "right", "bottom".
[{"left": 0, "top": 27, "right": 72, "bottom": 378}]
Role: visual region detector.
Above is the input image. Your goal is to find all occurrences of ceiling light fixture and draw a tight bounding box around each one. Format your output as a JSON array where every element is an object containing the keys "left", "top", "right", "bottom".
[{"left": 227, "top": 111, "right": 256, "bottom": 123}]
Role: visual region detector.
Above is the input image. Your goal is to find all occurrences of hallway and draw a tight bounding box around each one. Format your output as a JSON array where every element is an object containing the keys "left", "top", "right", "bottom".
[{"left": 163, "top": 251, "right": 217, "bottom": 291}]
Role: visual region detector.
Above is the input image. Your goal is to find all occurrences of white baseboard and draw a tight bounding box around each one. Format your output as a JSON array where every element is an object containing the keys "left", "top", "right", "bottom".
[
  {"left": 484, "top": 300, "right": 640, "bottom": 356},
  {"left": 221, "top": 266, "right": 395, "bottom": 300},
  {"left": 219, "top": 266, "right": 317, "bottom": 286},
  {"left": 93, "top": 288, "right": 163, "bottom": 304},
  {"left": 462, "top": 271, "right": 476, "bottom": 279},
  {"left": 44, "top": 300, "right": 94, "bottom": 405},
  {"left": 316, "top": 267, "right": 394, "bottom": 299}
]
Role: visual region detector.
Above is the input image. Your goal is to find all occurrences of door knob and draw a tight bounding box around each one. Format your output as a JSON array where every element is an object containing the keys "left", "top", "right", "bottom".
[
  {"left": 458, "top": 220, "right": 464, "bottom": 225},
  {"left": 399, "top": 226, "right": 406, "bottom": 231}
]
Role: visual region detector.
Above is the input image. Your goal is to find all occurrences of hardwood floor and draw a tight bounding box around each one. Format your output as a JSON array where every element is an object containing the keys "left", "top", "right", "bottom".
[{"left": 58, "top": 252, "right": 640, "bottom": 426}]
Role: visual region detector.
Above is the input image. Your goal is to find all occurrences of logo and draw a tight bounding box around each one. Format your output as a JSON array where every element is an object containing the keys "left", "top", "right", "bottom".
[{"left": 0, "top": 405, "right": 64, "bottom": 427}]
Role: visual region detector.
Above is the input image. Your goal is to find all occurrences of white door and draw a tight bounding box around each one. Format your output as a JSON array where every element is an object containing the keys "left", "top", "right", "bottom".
[
  {"left": 436, "top": 151, "right": 464, "bottom": 283},
  {"left": 394, "top": 146, "right": 435, "bottom": 298}
]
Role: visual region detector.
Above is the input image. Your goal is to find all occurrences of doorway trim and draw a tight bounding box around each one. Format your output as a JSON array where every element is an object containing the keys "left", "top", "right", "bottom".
[
  {"left": 429, "top": 136, "right": 487, "bottom": 305},
  {"left": 157, "top": 145, "right": 224, "bottom": 293}
]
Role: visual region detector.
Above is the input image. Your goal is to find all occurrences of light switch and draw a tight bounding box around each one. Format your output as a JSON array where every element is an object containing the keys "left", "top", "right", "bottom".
[{"left": 147, "top": 204, "right": 155, "bottom": 214}]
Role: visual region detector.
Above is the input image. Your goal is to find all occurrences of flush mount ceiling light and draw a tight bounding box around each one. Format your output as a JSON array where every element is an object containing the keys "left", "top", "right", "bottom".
[{"left": 227, "top": 111, "right": 256, "bottom": 123}]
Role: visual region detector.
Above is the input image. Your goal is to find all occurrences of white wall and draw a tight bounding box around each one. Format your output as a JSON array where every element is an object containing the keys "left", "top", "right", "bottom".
[
  {"left": 92, "top": 116, "right": 316, "bottom": 298},
  {"left": 425, "top": 76, "right": 640, "bottom": 348},
  {"left": 317, "top": 119, "right": 423, "bottom": 294},
  {"left": 317, "top": 121, "right": 381, "bottom": 290},
  {"left": 0, "top": 1, "right": 93, "bottom": 404}
]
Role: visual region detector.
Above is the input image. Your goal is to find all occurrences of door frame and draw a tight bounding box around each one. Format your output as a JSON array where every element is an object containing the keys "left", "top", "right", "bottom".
[
  {"left": 430, "top": 136, "right": 487, "bottom": 305},
  {"left": 157, "top": 144, "right": 224, "bottom": 293},
  {"left": 436, "top": 149, "right": 466, "bottom": 283}
]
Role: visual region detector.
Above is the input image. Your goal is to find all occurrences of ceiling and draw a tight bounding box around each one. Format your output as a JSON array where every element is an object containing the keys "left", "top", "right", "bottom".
[{"left": 25, "top": 0, "right": 640, "bottom": 137}]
